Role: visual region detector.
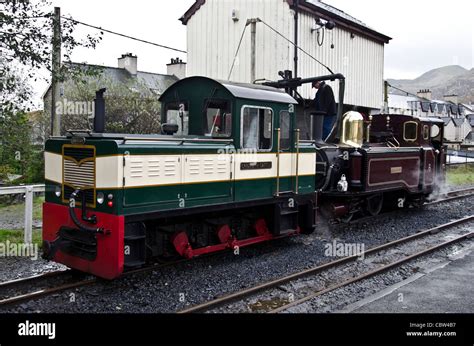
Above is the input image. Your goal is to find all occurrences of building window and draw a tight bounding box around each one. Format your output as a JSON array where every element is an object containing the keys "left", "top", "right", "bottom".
[
  {"left": 280, "top": 111, "right": 291, "bottom": 150},
  {"left": 241, "top": 106, "right": 273, "bottom": 150},
  {"left": 204, "top": 99, "right": 232, "bottom": 137},
  {"left": 165, "top": 102, "right": 189, "bottom": 135},
  {"left": 403, "top": 121, "right": 418, "bottom": 142}
]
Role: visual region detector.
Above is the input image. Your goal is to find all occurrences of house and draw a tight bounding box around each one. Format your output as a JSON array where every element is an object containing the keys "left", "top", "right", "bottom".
[
  {"left": 386, "top": 90, "right": 472, "bottom": 150},
  {"left": 180, "top": 0, "right": 391, "bottom": 111},
  {"left": 42, "top": 54, "right": 182, "bottom": 136},
  {"left": 462, "top": 114, "right": 474, "bottom": 150}
]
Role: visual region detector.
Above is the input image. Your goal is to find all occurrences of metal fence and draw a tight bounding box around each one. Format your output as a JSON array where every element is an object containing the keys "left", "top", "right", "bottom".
[{"left": 0, "top": 184, "right": 45, "bottom": 244}]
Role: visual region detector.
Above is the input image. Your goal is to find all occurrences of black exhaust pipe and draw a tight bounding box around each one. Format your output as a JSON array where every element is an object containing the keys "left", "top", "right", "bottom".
[
  {"left": 311, "top": 111, "right": 326, "bottom": 144},
  {"left": 93, "top": 88, "right": 106, "bottom": 133}
]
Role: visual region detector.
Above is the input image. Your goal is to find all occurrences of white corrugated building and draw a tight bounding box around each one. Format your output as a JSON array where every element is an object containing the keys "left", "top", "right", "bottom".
[{"left": 180, "top": 0, "right": 391, "bottom": 110}]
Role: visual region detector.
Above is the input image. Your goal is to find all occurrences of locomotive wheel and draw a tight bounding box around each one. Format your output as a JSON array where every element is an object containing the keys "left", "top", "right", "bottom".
[
  {"left": 366, "top": 194, "right": 384, "bottom": 216},
  {"left": 410, "top": 195, "right": 426, "bottom": 208}
]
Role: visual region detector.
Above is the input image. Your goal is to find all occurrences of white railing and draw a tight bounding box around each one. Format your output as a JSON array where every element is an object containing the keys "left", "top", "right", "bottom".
[{"left": 0, "top": 184, "right": 45, "bottom": 244}]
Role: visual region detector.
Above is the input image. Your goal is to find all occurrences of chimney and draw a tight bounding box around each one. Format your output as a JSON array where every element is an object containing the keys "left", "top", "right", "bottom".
[
  {"left": 167, "top": 57, "right": 186, "bottom": 79},
  {"left": 118, "top": 53, "right": 137, "bottom": 75},
  {"left": 417, "top": 89, "right": 432, "bottom": 101},
  {"left": 93, "top": 88, "right": 106, "bottom": 133},
  {"left": 443, "top": 94, "right": 458, "bottom": 104}
]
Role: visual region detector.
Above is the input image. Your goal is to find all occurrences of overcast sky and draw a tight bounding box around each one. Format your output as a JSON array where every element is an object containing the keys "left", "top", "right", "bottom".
[{"left": 32, "top": 0, "right": 473, "bottom": 105}]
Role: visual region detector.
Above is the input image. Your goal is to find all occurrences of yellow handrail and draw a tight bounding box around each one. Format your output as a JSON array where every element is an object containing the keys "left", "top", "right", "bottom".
[
  {"left": 295, "top": 129, "right": 300, "bottom": 194},
  {"left": 276, "top": 128, "right": 281, "bottom": 196}
]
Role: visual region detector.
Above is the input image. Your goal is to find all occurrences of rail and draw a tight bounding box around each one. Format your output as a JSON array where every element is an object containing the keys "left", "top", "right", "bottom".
[{"left": 0, "top": 184, "right": 45, "bottom": 244}]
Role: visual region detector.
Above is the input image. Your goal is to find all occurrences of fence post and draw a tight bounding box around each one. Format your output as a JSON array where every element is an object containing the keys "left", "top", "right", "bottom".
[{"left": 24, "top": 186, "right": 33, "bottom": 244}]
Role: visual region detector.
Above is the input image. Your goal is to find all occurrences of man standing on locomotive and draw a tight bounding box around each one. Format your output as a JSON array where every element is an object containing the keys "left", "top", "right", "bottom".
[{"left": 312, "top": 80, "right": 337, "bottom": 140}]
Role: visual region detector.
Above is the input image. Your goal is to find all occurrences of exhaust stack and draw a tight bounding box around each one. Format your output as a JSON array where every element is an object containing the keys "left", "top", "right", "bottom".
[
  {"left": 93, "top": 88, "right": 106, "bottom": 133},
  {"left": 311, "top": 111, "right": 326, "bottom": 144}
]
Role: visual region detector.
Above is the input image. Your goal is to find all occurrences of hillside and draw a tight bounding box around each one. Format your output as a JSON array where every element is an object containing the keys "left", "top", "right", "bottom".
[{"left": 387, "top": 65, "right": 474, "bottom": 103}]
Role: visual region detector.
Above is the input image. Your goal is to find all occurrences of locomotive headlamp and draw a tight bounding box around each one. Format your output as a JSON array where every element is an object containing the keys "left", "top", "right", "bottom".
[
  {"left": 55, "top": 186, "right": 61, "bottom": 197},
  {"left": 97, "top": 192, "right": 105, "bottom": 204},
  {"left": 107, "top": 193, "right": 114, "bottom": 200}
]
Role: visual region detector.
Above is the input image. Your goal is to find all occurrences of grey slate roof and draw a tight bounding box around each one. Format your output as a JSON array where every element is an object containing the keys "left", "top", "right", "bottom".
[
  {"left": 452, "top": 118, "right": 465, "bottom": 127},
  {"left": 440, "top": 117, "right": 452, "bottom": 126},
  {"left": 467, "top": 114, "right": 474, "bottom": 127},
  {"left": 68, "top": 62, "right": 178, "bottom": 95}
]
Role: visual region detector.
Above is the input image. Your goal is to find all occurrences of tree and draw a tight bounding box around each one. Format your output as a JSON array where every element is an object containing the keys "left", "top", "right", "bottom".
[
  {"left": 60, "top": 69, "right": 163, "bottom": 134},
  {"left": 0, "top": 0, "right": 102, "bottom": 114},
  {"left": 0, "top": 0, "right": 102, "bottom": 183}
]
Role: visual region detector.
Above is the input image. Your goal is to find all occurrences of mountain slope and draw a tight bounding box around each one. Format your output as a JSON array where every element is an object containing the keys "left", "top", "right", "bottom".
[{"left": 387, "top": 65, "right": 473, "bottom": 103}]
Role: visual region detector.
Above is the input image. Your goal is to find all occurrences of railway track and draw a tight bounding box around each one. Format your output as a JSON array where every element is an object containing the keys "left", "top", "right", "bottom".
[
  {"left": 338, "top": 187, "right": 474, "bottom": 226},
  {"left": 425, "top": 187, "right": 474, "bottom": 205},
  {"left": 0, "top": 270, "right": 96, "bottom": 307},
  {"left": 178, "top": 215, "right": 474, "bottom": 313},
  {"left": 1, "top": 187, "right": 472, "bottom": 310},
  {"left": 0, "top": 259, "right": 187, "bottom": 309}
]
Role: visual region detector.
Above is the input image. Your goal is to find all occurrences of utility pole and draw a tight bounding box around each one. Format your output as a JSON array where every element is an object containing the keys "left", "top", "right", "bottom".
[
  {"left": 384, "top": 80, "right": 389, "bottom": 113},
  {"left": 249, "top": 18, "right": 257, "bottom": 83},
  {"left": 51, "top": 7, "right": 61, "bottom": 136}
]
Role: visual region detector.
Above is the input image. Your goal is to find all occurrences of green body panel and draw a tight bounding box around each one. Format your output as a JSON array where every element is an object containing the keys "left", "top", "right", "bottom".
[
  {"left": 45, "top": 77, "right": 317, "bottom": 219},
  {"left": 45, "top": 139, "right": 119, "bottom": 156}
]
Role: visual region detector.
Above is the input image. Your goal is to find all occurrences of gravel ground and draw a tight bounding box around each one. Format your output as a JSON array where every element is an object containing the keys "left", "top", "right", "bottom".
[
  {"left": 283, "top": 239, "right": 474, "bottom": 313},
  {"left": 1, "top": 193, "right": 473, "bottom": 314},
  {"left": 0, "top": 256, "right": 66, "bottom": 283},
  {"left": 214, "top": 222, "right": 473, "bottom": 313}
]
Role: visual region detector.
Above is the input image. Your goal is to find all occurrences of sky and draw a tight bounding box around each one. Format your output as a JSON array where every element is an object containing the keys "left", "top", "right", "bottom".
[
  {"left": 30, "top": 0, "right": 473, "bottom": 106},
  {"left": 329, "top": 0, "right": 473, "bottom": 79}
]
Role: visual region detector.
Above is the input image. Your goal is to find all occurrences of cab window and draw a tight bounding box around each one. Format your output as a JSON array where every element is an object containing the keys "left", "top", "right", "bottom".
[
  {"left": 165, "top": 102, "right": 189, "bottom": 135},
  {"left": 241, "top": 107, "right": 273, "bottom": 150},
  {"left": 403, "top": 121, "right": 418, "bottom": 142},
  {"left": 423, "top": 125, "right": 429, "bottom": 140},
  {"left": 204, "top": 99, "right": 232, "bottom": 137}
]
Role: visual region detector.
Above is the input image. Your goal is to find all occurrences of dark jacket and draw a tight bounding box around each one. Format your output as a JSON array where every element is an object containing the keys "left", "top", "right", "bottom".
[{"left": 314, "top": 82, "right": 336, "bottom": 116}]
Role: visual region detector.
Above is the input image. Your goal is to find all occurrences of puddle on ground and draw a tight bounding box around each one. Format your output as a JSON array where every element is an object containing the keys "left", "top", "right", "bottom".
[{"left": 248, "top": 297, "right": 290, "bottom": 312}]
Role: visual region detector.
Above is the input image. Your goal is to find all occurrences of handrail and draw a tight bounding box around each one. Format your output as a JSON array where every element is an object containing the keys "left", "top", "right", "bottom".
[
  {"left": 275, "top": 128, "right": 281, "bottom": 196},
  {"left": 295, "top": 129, "right": 300, "bottom": 194}
]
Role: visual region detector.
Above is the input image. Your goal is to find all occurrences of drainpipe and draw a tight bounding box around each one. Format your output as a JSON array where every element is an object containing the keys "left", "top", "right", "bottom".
[
  {"left": 294, "top": 0, "right": 299, "bottom": 79},
  {"left": 250, "top": 19, "right": 257, "bottom": 83}
]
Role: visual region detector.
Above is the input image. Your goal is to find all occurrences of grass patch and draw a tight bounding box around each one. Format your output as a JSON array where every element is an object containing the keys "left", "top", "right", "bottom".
[
  {"left": 33, "top": 196, "right": 44, "bottom": 219},
  {"left": 0, "top": 229, "right": 43, "bottom": 247},
  {"left": 447, "top": 165, "right": 474, "bottom": 185},
  {"left": 0, "top": 196, "right": 44, "bottom": 220}
]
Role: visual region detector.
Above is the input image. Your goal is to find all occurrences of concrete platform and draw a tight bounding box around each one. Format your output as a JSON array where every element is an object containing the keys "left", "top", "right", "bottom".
[{"left": 339, "top": 244, "right": 474, "bottom": 313}]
